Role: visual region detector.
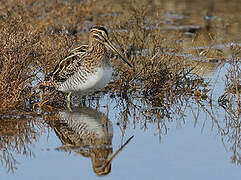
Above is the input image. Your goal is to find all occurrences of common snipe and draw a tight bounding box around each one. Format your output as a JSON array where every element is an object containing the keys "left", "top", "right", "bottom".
[{"left": 42, "top": 26, "right": 132, "bottom": 101}]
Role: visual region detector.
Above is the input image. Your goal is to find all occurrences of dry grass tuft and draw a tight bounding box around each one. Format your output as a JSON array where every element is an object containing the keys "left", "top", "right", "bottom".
[{"left": 0, "top": 0, "right": 95, "bottom": 113}]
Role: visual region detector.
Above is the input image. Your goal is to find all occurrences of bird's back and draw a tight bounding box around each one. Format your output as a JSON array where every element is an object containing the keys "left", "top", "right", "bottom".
[{"left": 45, "top": 45, "right": 88, "bottom": 83}]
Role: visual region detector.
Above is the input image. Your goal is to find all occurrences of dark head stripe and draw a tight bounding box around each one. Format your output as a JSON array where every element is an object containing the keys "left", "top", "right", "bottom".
[{"left": 90, "top": 26, "right": 108, "bottom": 37}]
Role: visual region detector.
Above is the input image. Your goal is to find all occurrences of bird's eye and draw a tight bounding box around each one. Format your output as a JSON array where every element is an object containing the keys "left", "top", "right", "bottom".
[{"left": 93, "top": 35, "right": 101, "bottom": 41}]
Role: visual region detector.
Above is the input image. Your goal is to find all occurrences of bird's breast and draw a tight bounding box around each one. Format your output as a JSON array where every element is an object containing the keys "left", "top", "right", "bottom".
[{"left": 58, "top": 65, "right": 113, "bottom": 95}]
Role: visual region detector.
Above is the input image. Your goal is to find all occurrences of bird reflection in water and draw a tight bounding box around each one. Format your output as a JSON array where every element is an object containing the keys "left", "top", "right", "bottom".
[{"left": 47, "top": 107, "right": 133, "bottom": 176}]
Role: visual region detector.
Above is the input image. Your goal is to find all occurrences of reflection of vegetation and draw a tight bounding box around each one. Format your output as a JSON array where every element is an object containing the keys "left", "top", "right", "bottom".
[
  {"left": 45, "top": 107, "right": 113, "bottom": 176},
  {"left": 0, "top": 115, "right": 42, "bottom": 173},
  {"left": 221, "top": 108, "right": 241, "bottom": 165},
  {"left": 219, "top": 58, "right": 241, "bottom": 107},
  {"left": 218, "top": 59, "right": 241, "bottom": 165}
]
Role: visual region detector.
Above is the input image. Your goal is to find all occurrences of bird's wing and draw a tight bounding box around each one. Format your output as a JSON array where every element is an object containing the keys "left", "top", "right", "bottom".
[{"left": 46, "top": 45, "right": 88, "bottom": 83}]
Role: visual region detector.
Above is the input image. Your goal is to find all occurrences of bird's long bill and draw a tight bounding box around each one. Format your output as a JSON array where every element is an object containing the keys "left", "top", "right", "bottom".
[{"left": 105, "top": 40, "right": 133, "bottom": 68}]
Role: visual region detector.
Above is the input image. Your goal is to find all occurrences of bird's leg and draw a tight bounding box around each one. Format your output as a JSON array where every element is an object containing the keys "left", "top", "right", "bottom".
[
  {"left": 66, "top": 92, "right": 72, "bottom": 111},
  {"left": 81, "top": 95, "right": 86, "bottom": 106},
  {"left": 67, "top": 92, "right": 72, "bottom": 102}
]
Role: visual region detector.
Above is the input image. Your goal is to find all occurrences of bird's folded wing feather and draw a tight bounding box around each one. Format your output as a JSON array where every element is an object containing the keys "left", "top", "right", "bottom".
[{"left": 46, "top": 45, "right": 88, "bottom": 83}]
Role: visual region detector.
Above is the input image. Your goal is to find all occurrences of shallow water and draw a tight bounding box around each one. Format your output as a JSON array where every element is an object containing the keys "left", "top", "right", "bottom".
[
  {"left": 1, "top": 0, "right": 241, "bottom": 179},
  {"left": 1, "top": 64, "right": 240, "bottom": 179}
]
